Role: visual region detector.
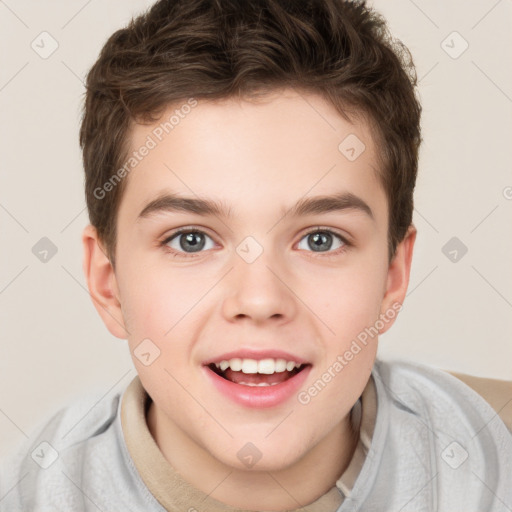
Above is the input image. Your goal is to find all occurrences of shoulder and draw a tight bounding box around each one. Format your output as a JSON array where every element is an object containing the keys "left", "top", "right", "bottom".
[
  {"left": 371, "top": 357, "right": 512, "bottom": 464},
  {"left": 372, "top": 358, "right": 511, "bottom": 431},
  {"left": 447, "top": 370, "right": 512, "bottom": 431},
  {"left": 373, "top": 358, "right": 511, "bottom": 428},
  {"left": 360, "top": 358, "right": 512, "bottom": 509},
  {"left": 0, "top": 383, "right": 124, "bottom": 511}
]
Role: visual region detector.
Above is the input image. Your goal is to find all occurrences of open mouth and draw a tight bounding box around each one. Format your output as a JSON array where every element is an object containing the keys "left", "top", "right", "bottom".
[{"left": 207, "top": 358, "right": 310, "bottom": 387}]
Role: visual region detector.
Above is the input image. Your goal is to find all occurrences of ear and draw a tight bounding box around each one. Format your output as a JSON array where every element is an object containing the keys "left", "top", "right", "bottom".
[
  {"left": 81, "top": 224, "right": 128, "bottom": 339},
  {"left": 378, "top": 225, "right": 416, "bottom": 335}
]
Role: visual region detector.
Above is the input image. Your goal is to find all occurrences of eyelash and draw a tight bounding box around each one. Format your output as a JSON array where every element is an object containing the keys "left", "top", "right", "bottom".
[{"left": 160, "top": 226, "right": 352, "bottom": 259}]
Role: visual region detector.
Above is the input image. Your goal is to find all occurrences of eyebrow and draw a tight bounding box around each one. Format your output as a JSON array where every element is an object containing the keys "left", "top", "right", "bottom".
[{"left": 136, "top": 191, "right": 374, "bottom": 222}]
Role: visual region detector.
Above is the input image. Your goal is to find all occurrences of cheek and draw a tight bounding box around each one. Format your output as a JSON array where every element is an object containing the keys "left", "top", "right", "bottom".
[
  {"left": 305, "top": 264, "right": 386, "bottom": 341},
  {"left": 119, "top": 260, "right": 219, "bottom": 372},
  {"left": 120, "top": 259, "right": 200, "bottom": 333},
  {"left": 303, "top": 270, "right": 382, "bottom": 414}
]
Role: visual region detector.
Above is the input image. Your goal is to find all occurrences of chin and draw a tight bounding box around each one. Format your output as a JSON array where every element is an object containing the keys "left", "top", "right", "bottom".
[{"left": 207, "top": 434, "right": 308, "bottom": 473}]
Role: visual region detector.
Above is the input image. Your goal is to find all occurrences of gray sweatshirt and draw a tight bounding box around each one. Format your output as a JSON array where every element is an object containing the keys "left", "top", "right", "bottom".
[{"left": 1, "top": 358, "right": 511, "bottom": 511}]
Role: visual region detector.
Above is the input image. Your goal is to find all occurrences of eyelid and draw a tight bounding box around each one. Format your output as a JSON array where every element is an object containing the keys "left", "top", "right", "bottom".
[
  {"left": 161, "top": 226, "right": 216, "bottom": 244},
  {"left": 299, "top": 226, "right": 352, "bottom": 246}
]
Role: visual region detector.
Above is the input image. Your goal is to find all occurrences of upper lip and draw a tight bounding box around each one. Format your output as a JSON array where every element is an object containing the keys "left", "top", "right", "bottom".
[{"left": 203, "top": 349, "right": 310, "bottom": 366}]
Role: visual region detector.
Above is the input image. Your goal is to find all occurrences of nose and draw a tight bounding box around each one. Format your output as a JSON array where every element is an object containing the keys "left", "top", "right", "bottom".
[{"left": 221, "top": 248, "right": 298, "bottom": 325}]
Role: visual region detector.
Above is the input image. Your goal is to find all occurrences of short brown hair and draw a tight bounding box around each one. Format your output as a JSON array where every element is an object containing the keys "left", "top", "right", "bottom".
[{"left": 80, "top": 0, "right": 422, "bottom": 267}]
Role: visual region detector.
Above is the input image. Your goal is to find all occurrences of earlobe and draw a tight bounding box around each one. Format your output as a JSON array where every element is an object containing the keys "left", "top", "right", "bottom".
[
  {"left": 379, "top": 225, "right": 417, "bottom": 335},
  {"left": 81, "top": 224, "right": 128, "bottom": 339}
]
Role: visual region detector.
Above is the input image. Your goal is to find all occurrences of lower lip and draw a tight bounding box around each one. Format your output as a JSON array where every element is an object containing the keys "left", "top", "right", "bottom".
[{"left": 203, "top": 365, "right": 312, "bottom": 408}]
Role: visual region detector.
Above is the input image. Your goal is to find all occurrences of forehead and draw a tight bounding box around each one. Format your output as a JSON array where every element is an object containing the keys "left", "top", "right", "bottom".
[{"left": 118, "top": 88, "right": 386, "bottom": 226}]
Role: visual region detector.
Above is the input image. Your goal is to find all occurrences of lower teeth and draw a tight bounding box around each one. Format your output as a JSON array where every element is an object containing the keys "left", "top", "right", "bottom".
[{"left": 237, "top": 381, "right": 280, "bottom": 387}]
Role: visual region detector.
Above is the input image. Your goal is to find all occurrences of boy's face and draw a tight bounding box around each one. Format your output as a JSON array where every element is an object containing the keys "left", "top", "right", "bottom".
[{"left": 83, "top": 88, "right": 415, "bottom": 472}]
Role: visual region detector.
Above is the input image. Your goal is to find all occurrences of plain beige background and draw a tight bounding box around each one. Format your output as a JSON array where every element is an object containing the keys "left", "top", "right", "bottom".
[{"left": 0, "top": 0, "right": 511, "bottom": 459}]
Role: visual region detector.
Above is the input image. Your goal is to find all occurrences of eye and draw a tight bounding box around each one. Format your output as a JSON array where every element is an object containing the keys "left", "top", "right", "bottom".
[
  {"left": 162, "top": 228, "right": 216, "bottom": 255},
  {"left": 160, "top": 226, "right": 350, "bottom": 259},
  {"left": 297, "top": 228, "right": 349, "bottom": 255}
]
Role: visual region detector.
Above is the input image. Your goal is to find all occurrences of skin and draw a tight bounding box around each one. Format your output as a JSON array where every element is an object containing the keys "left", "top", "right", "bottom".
[{"left": 82, "top": 87, "right": 416, "bottom": 510}]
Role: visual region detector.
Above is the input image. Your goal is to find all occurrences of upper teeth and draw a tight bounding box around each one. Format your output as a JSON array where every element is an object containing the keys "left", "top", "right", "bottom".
[{"left": 215, "top": 358, "right": 301, "bottom": 374}]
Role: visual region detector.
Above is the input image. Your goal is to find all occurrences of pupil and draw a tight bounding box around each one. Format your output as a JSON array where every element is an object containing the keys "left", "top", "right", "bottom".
[
  {"left": 309, "top": 232, "right": 331, "bottom": 252},
  {"left": 181, "top": 232, "right": 205, "bottom": 252}
]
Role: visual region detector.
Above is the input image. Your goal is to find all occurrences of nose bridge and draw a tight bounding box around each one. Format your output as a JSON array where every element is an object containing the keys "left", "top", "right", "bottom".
[{"left": 221, "top": 235, "right": 296, "bottom": 323}]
